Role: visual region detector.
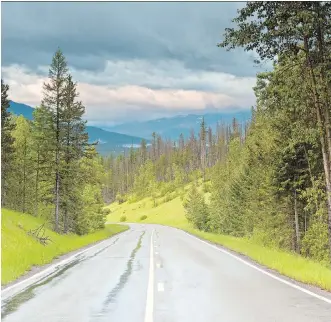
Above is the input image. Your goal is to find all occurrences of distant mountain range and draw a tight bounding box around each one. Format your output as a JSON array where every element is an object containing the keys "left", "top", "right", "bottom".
[
  {"left": 8, "top": 101, "right": 252, "bottom": 155},
  {"left": 8, "top": 101, "right": 148, "bottom": 155},
  {"left": 104, "top": 110, "right": 252, "bottom": 140}
]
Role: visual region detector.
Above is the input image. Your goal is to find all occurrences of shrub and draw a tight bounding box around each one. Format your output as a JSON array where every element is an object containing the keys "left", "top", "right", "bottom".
[
  {"left": 164, "top": 193, "right": 172, "bottom": 202},
  {"left": 203, "top": 181, "right": 212, "bottom": 193},
  {"left": 153, "top": 200, "right": 159, "bottom": 208},
  {"left": 101, "top": 208, "right": 111, "bottom": 216},
  {"left": 140, "top": 215, "right": 147, "bottom": 221},
  {"left": 116, "top": 194, "right": 126, "bottom": 204},
  {"left": 128, "top": 194, "right": 138, "bottom": 204},
  {"left": 179, "top": 189, "right": 186, "bottom": 201},
  {"left": 120, "top": 215, "right": 127, "bottom": 222},
  {"left": 184, "top": 184, "right": 210, "bottom": 231},
  {"left": 302, "top": 219, "right": 330, "bottom": 265}
]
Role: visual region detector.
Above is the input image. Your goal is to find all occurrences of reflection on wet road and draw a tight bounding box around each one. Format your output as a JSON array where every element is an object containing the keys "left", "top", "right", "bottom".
[{"left": 2, "top": 224, "right": 331, "bottom": 322}]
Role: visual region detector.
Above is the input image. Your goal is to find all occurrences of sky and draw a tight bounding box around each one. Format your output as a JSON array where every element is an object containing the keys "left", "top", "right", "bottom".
[{"left": 1, "top": 2, "right": 270, "bottom": 126}]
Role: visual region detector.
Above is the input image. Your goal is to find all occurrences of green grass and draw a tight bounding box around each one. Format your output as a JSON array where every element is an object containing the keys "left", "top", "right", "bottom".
[
  {"left": 1, "top": 208, "right": 128, "bottom": 285},
  {"left": 107, "top": 192, "right": 331, "bottom": 292}
]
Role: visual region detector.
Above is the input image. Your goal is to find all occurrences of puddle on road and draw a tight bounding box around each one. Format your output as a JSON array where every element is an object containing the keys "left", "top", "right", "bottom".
[
  {"left": 87, "top": 237, "right": 119, "bottom": 259},
  {"left": 2, "top": 236, "right": 121, "bottom": 320},
  {"left": 1, "top": 259, "right": 81, "bottom": 319},
  {"left": 100, "top": 231, "right": 146, "bottom": 313}
]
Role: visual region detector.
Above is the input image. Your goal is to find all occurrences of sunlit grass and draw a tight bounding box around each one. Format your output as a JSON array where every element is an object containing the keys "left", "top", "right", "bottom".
[
  {"left": 107, "top": 192, "right": 331, "bottom": 291},
  {"left": 1, "top": 208, "right": 128, "bottom": 285}
]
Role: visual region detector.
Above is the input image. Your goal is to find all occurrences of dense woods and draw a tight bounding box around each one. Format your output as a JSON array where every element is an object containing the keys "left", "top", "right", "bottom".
[
  {"left": 1, "top": 49, "right": 106, "bottom": 235},
  {"left": 1, "top": 2, "right": 331, "bottom": 266},
  {"left": 101, "top": 117, "right": 247, "bottom": 203},
  {"left": 214, "top": 1, "right": 331, "bottom": 264}
]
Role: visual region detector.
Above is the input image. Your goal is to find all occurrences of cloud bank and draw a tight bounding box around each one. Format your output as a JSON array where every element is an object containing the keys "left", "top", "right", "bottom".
[{"left": 1, "top": 2, "right": 267, "bottom": 124}]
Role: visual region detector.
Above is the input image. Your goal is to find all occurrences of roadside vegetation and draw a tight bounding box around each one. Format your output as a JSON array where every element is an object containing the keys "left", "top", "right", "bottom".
[
  {"left": 1, "top": 50, "right": 129, "bottom": 285},
  {"left": 1, "top": 50, "right": 107, "bottom": 235},
  {"left": 2, "top": 2, "right": 331, "bottom": 291},
  {"left": 1, "top": 208, "right": 128, "bottom": 285},
  {"left": 105, "top": 2, "right": 331, "bottom": 291},
  {"left": 107, "top": 191, "right": 331, "bottom": 291}
]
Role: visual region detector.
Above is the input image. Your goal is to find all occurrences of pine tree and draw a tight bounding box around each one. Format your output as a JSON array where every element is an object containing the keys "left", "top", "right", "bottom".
[
  {"left": 77, "top": 146, "right": 105, "bottom": 234},
  {"left": 31, "top": 106, "right": 54, "bottom": 217},
  {"left": 1, "top": 80, "right": 15, "bottom": 205},
  {"left": 199, "top": 117, "right": 207, "bottom": 181},
  {"left": 7, "top": 116, "right": 34, "bottom": 213},
  {"left": 61, "top": 74, "right": 89, "bottom": 233},
  {"left": 42, "top": 48, "right": 68, "bottom": 232},
  {"left": 140, "top": 139, "right": 147, "bottom": 164}
]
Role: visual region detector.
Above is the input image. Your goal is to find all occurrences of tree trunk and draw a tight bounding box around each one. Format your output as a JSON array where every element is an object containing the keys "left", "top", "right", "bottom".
[
  {"left": 54, "top": 83, "right": 61, "bottom": 233},
  {"left": 35, "top": 147, "right": 40, "bottom": 216},
  {"left": 55, "top": 169, "right": 60, "bottom": 232},
  {"left": 304, "top": 36, "right": 331, "bottom": 261},
  {"left": 64, "top": 208, "right": 68, "bottom": 234},
  {"left": 22, "top": 137, "right": 27, "bottom": 213},
  {"left": 294, "top": 189, "right": 300, "bottom": 253}
]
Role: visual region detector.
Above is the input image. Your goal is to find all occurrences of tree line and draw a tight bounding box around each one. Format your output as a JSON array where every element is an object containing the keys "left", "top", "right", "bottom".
[
  {"left": 101, "top": 117, "right": 247, "bottom": 205},
  {"left": 2, "top": 2, "right": 330, "bottom": 265},
  {"left": 104, "top": 2, "right": 331, "bottom": 265},
  {"left": 1, "top": 49, "right": 106, "bottom": 235},
  {"left": 186, "top": 1, "right": 331, "bottom": 265}
]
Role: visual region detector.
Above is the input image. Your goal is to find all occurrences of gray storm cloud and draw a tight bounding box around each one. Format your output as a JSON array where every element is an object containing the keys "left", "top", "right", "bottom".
[
  {"left": 1, "top": 2, "right": 267, "bottom": 124},
  {"left": 2, "top": 2, "right": 258, "bottom": 76}
]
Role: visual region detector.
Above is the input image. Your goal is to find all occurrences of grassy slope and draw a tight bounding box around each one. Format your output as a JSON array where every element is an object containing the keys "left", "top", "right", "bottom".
[
  {"left": 1, "top": 208, "right": 128, "bottom": 285},
  {"left": 107, "top": 193, "right": 331, "bottom": 292}
]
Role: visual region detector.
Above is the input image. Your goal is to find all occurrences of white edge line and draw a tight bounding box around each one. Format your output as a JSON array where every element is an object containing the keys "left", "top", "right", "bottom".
[
  {"left": 144, "top": 229, "right": 155, "bottom": 322},
  {"left": 2, "top": 230, "right": 127, "bottom": 297},
  {"left": 182, "top": 231, "right": 331, "bottom": 305}
]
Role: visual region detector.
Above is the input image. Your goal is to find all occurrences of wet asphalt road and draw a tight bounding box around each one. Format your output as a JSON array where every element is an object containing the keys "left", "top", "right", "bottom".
[{"left": 2, "top": 224, "right": 331, "bottom": 322}]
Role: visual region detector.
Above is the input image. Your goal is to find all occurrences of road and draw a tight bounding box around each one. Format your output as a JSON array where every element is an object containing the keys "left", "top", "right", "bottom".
[{"left": 2, "top": 224, "right": 331, "bottom": 322}]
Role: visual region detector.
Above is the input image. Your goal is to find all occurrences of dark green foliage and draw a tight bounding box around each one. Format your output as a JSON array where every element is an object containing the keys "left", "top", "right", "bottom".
[
  {"left": 218, "top": 0, "right": 331, "bottom": 262},
  {"left": 42, "top": 48, "right": 69, "bottom": 232},
  {"left": 6, "top": 116, "right": 34, "bottom": 214},
  {"left": 184, "top": 185, "right": 210, "bottom": 231},
  {"left": 140, "top": 215, "right": 147, "bottom": 221},
  {"left": 1, "top": 80, "right": 15, "bottom": 205},
  {"left": 61, "top": 74, "right": 89, "bottom": 233},
  {"left": 2, "top": 49, "right": 105, "bottom": 236},
  {"left": 102, "top": 208, "right": 111, "bottom": 216},
  {"left": 120, "top": 215, "right": 127, "bottom": 222},
  {"left": 116, "top": 194, "right": 126, "bottom": 204}
]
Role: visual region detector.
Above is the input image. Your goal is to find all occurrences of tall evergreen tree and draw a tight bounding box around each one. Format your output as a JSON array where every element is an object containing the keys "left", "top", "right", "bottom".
[
  {"left": 200, "top": 117, "right": 207, "bottom": 181},
  {"left": 1, "top": 80, "right": 15, "bottom": 205},
  {"left": 8, "top": 116, "right": 34, "bottom": 213},
  {"left": 42, "top": 48, "right": 68, "bottom": 232},
  {"left": 61, "top": 74, "right": 89, "bottom": 233},
  {"left": 31, "top": 106, "right": 54, "bottom": 217}
]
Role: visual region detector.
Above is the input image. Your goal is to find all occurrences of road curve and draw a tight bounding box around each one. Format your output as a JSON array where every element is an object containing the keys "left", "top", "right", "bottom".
[{"left": 2, "top": 224, "right": 331, "bottom": 322}]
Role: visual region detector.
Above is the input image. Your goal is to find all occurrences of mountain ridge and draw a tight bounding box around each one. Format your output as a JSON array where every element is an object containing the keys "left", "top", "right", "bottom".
[
  {"left": 104, "top": 110, "right": 251, "bottom": 140},
  {"left": 8, "top": 101, "right": 149, "bottom": 155},
  {"left": 8, "top": 100, "right": 251, "bottom": 152}
]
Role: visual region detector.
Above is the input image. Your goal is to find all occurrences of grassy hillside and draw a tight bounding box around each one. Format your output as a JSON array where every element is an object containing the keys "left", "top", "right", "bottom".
[
  {"left": 107, "top": 192, "right": 331, "bottom": 291},
  {"left": 1, "top": 209, "right": 128, "bottom": 285}
]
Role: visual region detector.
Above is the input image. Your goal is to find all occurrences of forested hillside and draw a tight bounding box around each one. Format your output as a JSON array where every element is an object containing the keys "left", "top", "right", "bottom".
[{"left": 105, "top": 2, "right": 331, "bottom": 266}]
